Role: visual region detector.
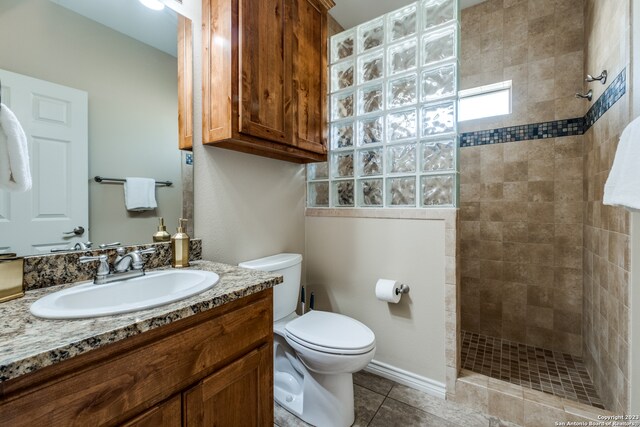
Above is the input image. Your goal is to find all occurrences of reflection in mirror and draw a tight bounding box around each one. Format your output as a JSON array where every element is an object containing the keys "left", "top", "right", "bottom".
[{"left": 0, "top": 0, "right": 193, "bottom": 256}]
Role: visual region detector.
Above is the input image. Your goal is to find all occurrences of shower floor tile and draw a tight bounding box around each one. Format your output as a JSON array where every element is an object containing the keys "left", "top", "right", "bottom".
[{"left": 461, "top": 330, "right": 605, "bottom": 409}]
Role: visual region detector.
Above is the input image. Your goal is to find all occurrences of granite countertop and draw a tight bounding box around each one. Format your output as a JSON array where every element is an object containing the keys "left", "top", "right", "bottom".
[{"left": 0, "top": 261, "right": 282, "bottom": 384}]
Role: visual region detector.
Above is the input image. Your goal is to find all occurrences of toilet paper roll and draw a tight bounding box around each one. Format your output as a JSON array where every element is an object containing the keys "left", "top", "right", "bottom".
[{"left": 375, "top": 279, "right": 402, "bottom": 303}]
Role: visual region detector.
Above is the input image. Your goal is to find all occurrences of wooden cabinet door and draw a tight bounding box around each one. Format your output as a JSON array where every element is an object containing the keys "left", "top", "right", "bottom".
[
  {"left": 178, "top": 15, "right": 193, "bottom": 150},
  {"left": 184, "top": 345, "right": 273, "bottom": 427},
  {"left": 122, "top": 395, "right": 181, "bottom": 427},
  {"left": 237, "top": 0, "right": 290, "bottom": 145},
  {"left": 290, "top": 0, "right": 329, "bottom": 155}
]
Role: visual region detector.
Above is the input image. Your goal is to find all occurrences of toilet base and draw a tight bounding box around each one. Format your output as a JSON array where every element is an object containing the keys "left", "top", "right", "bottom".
[
  {"left": 274, "top": 333, "right": 356, "bottom": 427},
  {"left": 275, "top": 371, "right": 355, "bottom": 427}
]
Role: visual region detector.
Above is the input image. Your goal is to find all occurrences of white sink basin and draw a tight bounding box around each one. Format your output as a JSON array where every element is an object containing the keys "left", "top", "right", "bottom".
[{"left": 30, "top": 270, "right": 220, "bottom": 319}]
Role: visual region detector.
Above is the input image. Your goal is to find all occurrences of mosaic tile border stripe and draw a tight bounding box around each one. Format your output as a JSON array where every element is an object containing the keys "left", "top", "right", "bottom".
[
  {"left": 584, "top": 68, "right": 626, "bottom": 130},
  {"left": 459, "top": 117, "right": 584, "bottom": 147},
  {"left": 459, "top": 68, "right": 627, "bottom": 148}
]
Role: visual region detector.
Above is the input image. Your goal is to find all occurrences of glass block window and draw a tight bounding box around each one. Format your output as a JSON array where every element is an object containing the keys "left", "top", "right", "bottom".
[{"left": 308, "top": 0, "right": 459, "bottom": 208}]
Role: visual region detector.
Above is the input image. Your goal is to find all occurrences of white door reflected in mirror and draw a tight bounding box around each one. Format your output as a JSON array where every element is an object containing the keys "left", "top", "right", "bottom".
[{"left": 0, "top": 69, "right": 88, "bottom": 256}]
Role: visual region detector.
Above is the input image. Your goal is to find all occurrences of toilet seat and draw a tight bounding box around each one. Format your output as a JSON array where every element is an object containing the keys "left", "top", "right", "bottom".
[{"left": 284, "top": 311, "right": 376, "bottom": 355}]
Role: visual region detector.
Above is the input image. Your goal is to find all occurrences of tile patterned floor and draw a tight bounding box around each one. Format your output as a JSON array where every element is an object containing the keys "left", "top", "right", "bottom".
[
  {"left": 273, "top": 371, "right": 518, "bottom": 427},
  {"left": 461, "top": 331, "right": 604, "bottom": 409}
]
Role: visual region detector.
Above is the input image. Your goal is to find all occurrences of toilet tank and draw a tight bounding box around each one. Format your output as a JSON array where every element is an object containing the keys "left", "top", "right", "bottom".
[{"left": 238, "top": 253, "right": 302, "bottom": 322}]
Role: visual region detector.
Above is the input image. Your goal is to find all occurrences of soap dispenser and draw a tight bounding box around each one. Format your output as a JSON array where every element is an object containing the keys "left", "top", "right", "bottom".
[
  {"left": 153, "top": 217, "right": 171, "bottom": 242},
  {"left": 171, "top": 218, "right": 190, "bottom": 268}
]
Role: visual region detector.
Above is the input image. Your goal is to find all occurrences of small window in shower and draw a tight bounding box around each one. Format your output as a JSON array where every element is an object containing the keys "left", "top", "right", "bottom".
[{"left": 458, "top": 80, "right": 512, "bottom": 122}]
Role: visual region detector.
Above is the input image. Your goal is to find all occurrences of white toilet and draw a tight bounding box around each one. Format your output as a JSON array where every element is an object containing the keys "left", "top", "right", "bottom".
[{"left": 239, "top": 253, "right": 376, "bottom": 427}]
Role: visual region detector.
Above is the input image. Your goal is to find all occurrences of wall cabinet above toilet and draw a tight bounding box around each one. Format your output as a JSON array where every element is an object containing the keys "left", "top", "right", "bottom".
[{"left": 202, "top": 0, "right": 334, "bottom": 163}]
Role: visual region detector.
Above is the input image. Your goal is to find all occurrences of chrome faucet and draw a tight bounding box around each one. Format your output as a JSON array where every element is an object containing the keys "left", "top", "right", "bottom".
[
  {"left": 113, "top": 247, "right": 156, "bottom": 273},
  {"left": 79, "top": 247, "right": 156, "bottom": 285}
]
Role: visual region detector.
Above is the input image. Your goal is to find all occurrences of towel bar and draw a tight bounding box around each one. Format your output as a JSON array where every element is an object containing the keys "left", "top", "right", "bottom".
[{"left": 94, "top": 176, "right": 172, "bottom": 187}]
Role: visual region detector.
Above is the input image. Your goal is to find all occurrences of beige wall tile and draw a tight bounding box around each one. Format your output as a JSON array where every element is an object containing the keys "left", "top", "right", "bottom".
[
  {"left": 528, "top": 223, "right": 554, "bottom": 244},
  {"left": 481, "top": 221, "right": 504, "bottom": 241},
  {"left": 527, "top": 202, "right": 555, "bottom": 223},
  {"left": 553, "top": 330, "right": 582, "bottom": 355},
  {"left": 555, "top": 201, "right": 583, "bottom": 224},
  {"left": 527, "top": 285, "right": 554, "bottom": 308},
  {"left": 504, "top": 181, "right": 529, "bottom": 201},
  {"left": 526, "top": 325, "right": 555, "bottom": 348},
  {"left": 503, "top": 141, "right": 529, "bottom": 162},
  {"left": 503, "top": 221, "right": 529, "bottom": 242},
  {"left": 453, "top": 377, "right": 489, "bottom": 413},
  {"left": 528, "top": 100, "right": 556, "bottom": 122},
  {"left": 528, "top": 34, "right": 556, "bottom": 62},
  {"left": 504, "top": 161, "right": 529, "bottom": 182},
  {"left": 528, "top": 159, "right": 555, "bottom": 181},
  {"left": 529, "top": 264, "right": 554, "bottom": 286},
  {"left": 555, "top": 158, "right": 583, "bottom": 180},
  {"left": 528, "top": 181, "right": 555, "bottom": 202},
  {"left": 554, "top": 136, "right": 584, "bottom": 160},
  {"left": 504, "top": 262, "right": 529, "bottom": 284},
  {"left": 527, "top": 305, "right": 554, "bottom": 329},
  {"left": 489, "top": 388, "right": 525, "bottom": 425},
  {"left": 555, "top": 223, "right": 583, "bottom": 246},
  {"left": 527, "top": 0, "right": 555, "bottom": 19}
]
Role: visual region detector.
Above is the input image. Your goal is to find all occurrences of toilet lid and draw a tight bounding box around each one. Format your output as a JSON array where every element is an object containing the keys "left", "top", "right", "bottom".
[{"left": 285, "top": 311, "right": 375, "bottom": 354}]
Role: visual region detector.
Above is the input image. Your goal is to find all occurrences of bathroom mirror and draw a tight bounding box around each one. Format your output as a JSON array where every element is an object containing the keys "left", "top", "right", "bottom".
[{"left": 0, "top": 0, "right": 193, "bottom": 256}]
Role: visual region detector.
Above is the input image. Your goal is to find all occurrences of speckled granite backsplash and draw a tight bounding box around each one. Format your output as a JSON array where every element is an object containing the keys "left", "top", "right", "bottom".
[{"left": 23, "top": 239, "right": 202, "bottom": 291}]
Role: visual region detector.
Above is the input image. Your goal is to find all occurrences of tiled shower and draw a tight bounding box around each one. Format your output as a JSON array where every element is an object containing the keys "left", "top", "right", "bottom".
[
  {"left": 458, "top": 0, "right": 631, "bottom": 413},
  {"left": 315, "top": 0, "right": 633, "bottom": 416}
]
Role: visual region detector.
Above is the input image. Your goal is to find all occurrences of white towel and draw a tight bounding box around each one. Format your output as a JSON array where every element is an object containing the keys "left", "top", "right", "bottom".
[
  {"left": 604, "top": 115, "right": 640, "bottom": 210},
  {"left": 0, "top": 103, "right": 32, "bottom": 192},
  {"left": 124, "top": 177, "right": 157, "bottom": 211}
]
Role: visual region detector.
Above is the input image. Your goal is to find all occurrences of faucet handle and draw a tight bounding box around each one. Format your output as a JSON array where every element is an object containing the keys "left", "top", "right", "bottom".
[
  {"left": 99, "top": 242, "right": 121, "bottom": 249},
  {"left": 137, "top": 247, "right": 157, "bottom": 255},
  {"left": 131, "top": 247, "right": 156, "bottom": 270},
  {"left": 73, "top": 241, "right": 93, "bottom": 250},
  {"left": 79, "top": 254, "right": 110, "bottom": 277}
]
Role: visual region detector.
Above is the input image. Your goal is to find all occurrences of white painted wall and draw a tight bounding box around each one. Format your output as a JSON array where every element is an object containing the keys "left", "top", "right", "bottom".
[
  {"left": 0, "top": 0, "right": 182, "bottom": 246},
  {"left": 185, "top": 0, "right": 446, "bottom": 385},
  {"left": 305, "top": 216, "right": 446, "bottom": 383}
]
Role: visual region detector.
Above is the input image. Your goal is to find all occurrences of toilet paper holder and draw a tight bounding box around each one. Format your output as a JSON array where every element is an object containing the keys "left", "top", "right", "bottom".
[{"left": 396, "top": 284, "right": 410, "bottom": 295}]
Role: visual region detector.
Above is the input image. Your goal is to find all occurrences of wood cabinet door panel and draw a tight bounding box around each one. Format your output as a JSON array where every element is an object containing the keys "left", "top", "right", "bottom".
[
  {"left": 184, "top": 344, "right": 273, "bottom": 427},
  {"left": 238, "top": 0, "right": 290, "bottom": 144},
  {"left": 290, "top": 0, "right": 327, "bottom": 154},
  {"left": 203, "top": 0, "right": 234, "bottom": 142},
  {"left": 178, "top": 15, "right": 193, "bottom": 150},
  {"left": 122, "top": 395, "right": 181, "bottom": 427}
]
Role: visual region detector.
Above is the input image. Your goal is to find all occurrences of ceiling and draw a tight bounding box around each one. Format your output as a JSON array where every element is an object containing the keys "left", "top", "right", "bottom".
[
  {"left": 51, "top": 0, "right": 178, "bottom": 57},
  {"left": 329, "top": 0, "right": 486, "bottom": 29},
  {"left": 50, "top": 0, "right": 484, "bottom": 58}
]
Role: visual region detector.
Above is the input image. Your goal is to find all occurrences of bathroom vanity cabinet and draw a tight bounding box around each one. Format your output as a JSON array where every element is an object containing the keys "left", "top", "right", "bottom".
[
  {"left": 0, "top": 290, "right": 273, "bottom": 426},
  {"left": 202, "top": 0, "right": 335, "bottom": 163}
]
